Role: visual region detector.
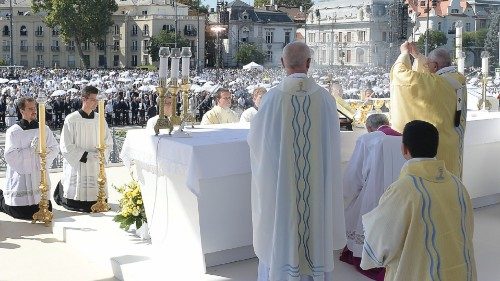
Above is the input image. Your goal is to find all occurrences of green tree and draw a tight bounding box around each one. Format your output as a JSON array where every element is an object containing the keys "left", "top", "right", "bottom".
[
  {"left": 0, "top": 58, "right": 7, "bottom": 66},
  {"left": 148, "top": 30, "right": 191, "bottom": 62},
  {"left": 463, "top": 29, "right": 487, "bottom": 66},
  {"left": 32, "top": 0, "right": 118, "bottom": 69},
  {"left": 416, "top": 30, "right": 447, "bottom": 54},
  {"left": 235, "top": 43, "right": 265, "bottom": 65},
  {"left": 484, "top": 11, "right": 500, "bottom": 67},
  {"left": 254, "top": 0, "right": 313, "bottom": 9}
]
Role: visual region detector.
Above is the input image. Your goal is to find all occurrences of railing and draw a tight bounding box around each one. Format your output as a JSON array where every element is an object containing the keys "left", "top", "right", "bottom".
[
  {"left": 35, "top": 31, "right": 44, "bottom": 37},
  {"left": 66, "top": 46, "right": 75, "bottom": 51},
  {"left": 20, "top": 46, "right": 28, "bottom": 52},
  {"left": 2, "top": 32, "right": 9, "bottom": 36},
  {"left": 130, "top": 46, "right": 138, "bottom": 52},
  {"left": 51, "top": 46, "right": 60, "bottom": 52},
  {"left": 0, "top": 128, "right": 126, "bottom": 173},
  {"left": 35, "top": 45, "right": 44, "bottom": 52}
]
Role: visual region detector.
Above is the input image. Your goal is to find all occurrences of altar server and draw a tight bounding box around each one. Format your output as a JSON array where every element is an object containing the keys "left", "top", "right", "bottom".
[
  {"left": 248, "top": 41, "right": 346, "bottom": 281},
  {"left": 240, "top": 87, "right": 267, "bottom": 123},
  {"left": 200, "top": 88, "right": 238, "bottom": 125},
  {"left": 390, "top": 42, "right": 467, "bottom": 178},
  {"left": 0, "top": 97, "right": 59, "bottom": 220},
  {"left": 341, "top": 114, "right": 401, "bottom": 280},
  {"left": 361, "top": 120, "right": 476, "bottom": 281},
  {"left": 54, "top": 86, "right": 112, "bottom": 213}
]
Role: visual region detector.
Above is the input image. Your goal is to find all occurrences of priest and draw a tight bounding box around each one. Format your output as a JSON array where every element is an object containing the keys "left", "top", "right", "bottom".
[
  {"left": 390, "top": 42, "right": 467, "bottom": 178},
  {"left": 54, "top": 86, "right": 112, "bottom": 213},
  {"left": 200, "top": 88, "right": 239, "bottom": 125},
  {"left": 0, "top": 97, "right": 59, "bottom": 220},
  {"left": 361, "top": 120, "right": 476, "bottom": 281},
  {"left": 240, "top": 87, "right": 267, "bottom": 123},
  {"left": 248, "top": 41, "right": 346, "bottom": 281}
]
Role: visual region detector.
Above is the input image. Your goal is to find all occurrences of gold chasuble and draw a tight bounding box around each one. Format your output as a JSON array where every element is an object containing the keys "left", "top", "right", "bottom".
[
  {"left": 390, "top": 54, "right": 467, "bottom": 178},
  {"left": 361, "top": 159, "right": 477, "bottom": 281}
]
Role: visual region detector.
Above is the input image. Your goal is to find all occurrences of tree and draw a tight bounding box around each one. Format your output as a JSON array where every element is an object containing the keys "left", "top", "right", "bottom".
[
  {"left": 463, "top": 29, "right": 487, "bottom": 66},
  {"left": 416, "top": 30, "right": 447, "bottom": 54},
  {"left": 484, "top": 11, "right": 500, "bottom": 67},
  {"left": 178, "top": 0, "right": 209, "bottom": 14},
  {"left": 254, "top": 0, "right": 313, "bottom": 9},
  {"left": 32, "top": 0, "right": 118, "bottom": 69},
  {"left": 148, "top": 30, "right": 191, "bottom": 62},
  {"left": 235, "top": 43, "right": 265, "bottom": 65}
]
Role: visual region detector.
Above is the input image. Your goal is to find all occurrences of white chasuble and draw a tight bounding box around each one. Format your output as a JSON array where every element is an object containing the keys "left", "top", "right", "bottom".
[{"left": 248, "top": 73, "right": 346, "bottom": 281}]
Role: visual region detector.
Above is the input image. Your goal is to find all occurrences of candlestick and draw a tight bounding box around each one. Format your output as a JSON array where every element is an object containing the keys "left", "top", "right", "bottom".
[
  {"left": 38, "top": 103, "right": 46, "bottom": 153},
  {"left": 159, "top": 47, "right": 170, "bottom": 82},
  {"left": 181, "top": 47, "right": 191, "bottom": 79},
  {"left": 482, "top": 57, "right": 489, "bottom": 76},
  {"left": 98, "top": 100, "right": 105, "bottom": 148},
  {"left": 170, "top": 48, "right": 181, "bottom": 80}
]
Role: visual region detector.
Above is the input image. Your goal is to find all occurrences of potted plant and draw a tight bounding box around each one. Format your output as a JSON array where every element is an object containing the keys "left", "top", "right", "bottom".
[{"left": 113, "top": 179, "right": 149, "bottom": 239}]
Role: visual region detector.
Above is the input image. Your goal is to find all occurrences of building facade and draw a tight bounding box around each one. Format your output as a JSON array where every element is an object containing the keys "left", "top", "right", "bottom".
[
  {"left": 208, "top": 0, "right": 297, "bottom": 67},
  {"left": 0, "top": 0, "right": 205, "bottom": 69},
  {"left": 307, "top": 0, "right": 410, "bottom": 68}
]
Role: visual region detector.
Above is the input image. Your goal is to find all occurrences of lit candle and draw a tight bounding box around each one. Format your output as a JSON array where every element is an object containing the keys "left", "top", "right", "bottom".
[
  {"left": 171, "top": 57, "right": 179, "bottom": 80},
  {"left": 38, "top": 102, "right": 46, "bottom": 153},
  {"left": 98, "top": 100, "right": 105, "bottom": 148}
]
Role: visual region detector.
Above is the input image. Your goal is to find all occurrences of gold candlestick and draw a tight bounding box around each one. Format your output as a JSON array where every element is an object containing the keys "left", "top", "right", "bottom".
[
  {"left": 32, "top": 94, "right": 52, "bottom": 225},
  {"left": 180, "top": 78, "right": 195, "bottom": 128},
  {"left": 91, "top": 94, "right": 110, "bottom": 213},
  {"left": 168, "top": 79, "right": 181, "bottom": 126},
  {"left": 153, "top": 79, "right": 174, "bottom": 135}
]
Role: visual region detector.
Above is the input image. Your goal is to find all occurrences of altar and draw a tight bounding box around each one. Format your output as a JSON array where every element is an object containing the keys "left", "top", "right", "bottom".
[{"left": 120, "top": 112, "right": 500, "bottom": 275}]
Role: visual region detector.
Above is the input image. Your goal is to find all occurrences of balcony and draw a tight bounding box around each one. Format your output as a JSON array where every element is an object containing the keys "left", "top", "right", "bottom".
[
  {"left": 51, "top": 46, "right": 60, "bottom": 52},
  {"left": 35, "top": 31, "right": 44, "bottom": 37},
  {"left": 19, "top": 46, "right": 28, "bottom": 52},
  {"left": 36, "top": 60, "right": 44, "bottom": 67},
  {"left": 97, "top": 45, "right": 106, "bottom": 52},
  {"left": 112, "top": 33, "right": 121, "bottom": 39},
  {"left": 112, "top": 46, "right": 120, "bottom": 52},
  {"left": 142, "top": 32, "right": 150, "bottom": 37},
  {"left": 130, "top": 46, "right": 138, "bottom": 52},
  {"left": 2, "top": 46, "right": 9, "bottom": 52},
  {"left": 66, "top": 46, "right": 75, "bottom": 52},
  {"left": 184, "top": 29, "right": 197, "bottom": 37}
]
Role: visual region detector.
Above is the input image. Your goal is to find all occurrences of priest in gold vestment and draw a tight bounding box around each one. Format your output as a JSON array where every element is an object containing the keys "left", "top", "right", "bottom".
[{"left": 390, "top": 42, "right": 467, "bottom": 178}]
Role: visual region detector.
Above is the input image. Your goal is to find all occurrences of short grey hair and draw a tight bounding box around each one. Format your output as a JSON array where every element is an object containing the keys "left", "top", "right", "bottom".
[
  {"left": 428, "top": 48, "right": 451, "bottom": 69},
  {"left": 282, "top": 41, "right": 311, "bottom": 68},
  {"left": 366, "top": 113, "right": 389, "bottom": 130}
]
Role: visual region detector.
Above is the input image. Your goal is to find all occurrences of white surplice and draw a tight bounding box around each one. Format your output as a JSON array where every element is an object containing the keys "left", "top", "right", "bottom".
[
  {"left": 343, "top": 131, "right": 405, "bottom": 257},
  {"left": 239, "top": 106, "right": 257, "bottom": 123},
  {"left": 248, "top": 73, "right": 346, "bottom": 281},
  {"left": 60, "top": 111, "right": 112, "bottom": 201},
  {"left": 4, "top": 124, "right": 59, "bottom": 206}
]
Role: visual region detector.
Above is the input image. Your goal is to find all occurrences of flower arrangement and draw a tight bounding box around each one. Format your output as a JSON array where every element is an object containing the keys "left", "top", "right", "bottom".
[{"left": 113, "top": 179, "right": 147, "bottom": 231}]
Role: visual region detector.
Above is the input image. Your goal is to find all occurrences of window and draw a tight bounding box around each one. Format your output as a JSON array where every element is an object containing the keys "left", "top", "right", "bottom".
[
  {"left": 162, "top": 24, "right": 175, "bottom": 32},
  {"left": 465, "top": 22, "right": 471, "bottom": 32},
  {"left": 36, "top": 26, "right": 43, "bottom": 36},
  {"left": 265, "top": 30, "right": 274, "bottom": 44},
  {"left": 142, "top": 55, "right": 149, "bottom": 65},
  {"left": 68, "top": 55, "right": 76, "bottom": 68},
  {"left": 52, "top": 40, "right": 60, "bottom": 51},
  {"left": 113, "top": 55, "right": 119, "bottom": 67},
  {"left": 451, "top": 9, "right": 459, "bottom": 13},
  {"left": 338, "top": 32, "right": 343, "bottom": 42},
  {"left": 20, "top": 25, "right": 27, "bottom": 36},
  {"left": 3, "top": 26, "right": 9, "bottom": 36},
  {"left": 113, "top": 41, "right": 120, "bottom": 51},
  {"left": 382, "top": 32, "right": 387, "bottom": 42},
  {"left": 358, "top": 31, "right": 366, "bottom": 42},
  {"left": 114, "top": 25, "right": 120, "bottom": 35},
  {"left": 35, "top": 41, "right": 44, "bottom": 51},
  {"left": 308, "top": 33, "right": 315, "bottom": 43},
  {"left": 132, "top": 55, "right": 138, "bottom": 66},
  {"left": 346, "top": 50, "right": 351, "bottom": 63},
  {"left": 346, "top": 32, "right": 351, "bottom": 42},
  {"left": 184, "top": 25, "right": 196, "bottom": 36},
  {"left": 322, "top": 33, "right": 327, "bottom": 43},
  {"left": 285, "top": 31, "right": 291, "bottom": 45},
  {"left": 267, "top": 50, "right": 273, "bottom": 62},
  {"left": 143, "top": 40, "right": 149, "bottom": 50},
  {"left": 143, "top": 24, "right": 149, "bottom": 36},
  {"left": 83, "top": 40, "right": 90, "bottom": 51},
  {"left": 37, "top": 55, "right": 44, "bottom": 66},
  {"left": 132, "top": 25, "right": 138, "bottom": 36},
  {"left": 142, "top": 10, "right": 147, "bottom": 15},
  {"left": 52, "top": 27, "right": 59, "bottom": 36},
  {"left": 132, "top": 41, "right": 138, "bottom": 51}
]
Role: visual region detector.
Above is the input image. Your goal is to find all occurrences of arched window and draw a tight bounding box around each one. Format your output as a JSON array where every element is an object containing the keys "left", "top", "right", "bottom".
[
  {"left": 20, "top": 25, "right": 27, "bottom": 36},
  {"left": 36, "top": 26, "right": 43, "bottom": 36},
  {"left": 132, "top": 25, "right": 138, "bottom": 36},
  {"left": 3, "top": 26, "right": 9, "bottom": 36},
  {"left": 114, "top": 25, "right": 120, "bottom": 35},
  {"left": 143, "top": 24, "right": 149, "bottom": 36}
]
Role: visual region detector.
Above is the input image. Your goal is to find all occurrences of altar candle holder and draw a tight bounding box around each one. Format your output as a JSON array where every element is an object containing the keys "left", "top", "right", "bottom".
[
  {"left": 169, "top": 48, "right": 181, "bottom": 126},
  {"left": 91, "top": 91, "right": 110, "bottom": 213},
  {"left": 32, "top": 90, "right": 52, "bottom": 225},
  {"left": 153, "top": 47, "right": 174, "bottom": 135},
  {"left": 180, "top": 47, "right": 195, "bottom": 128}
]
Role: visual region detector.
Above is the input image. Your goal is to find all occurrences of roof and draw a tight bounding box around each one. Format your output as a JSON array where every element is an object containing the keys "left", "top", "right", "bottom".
[{"left": 227, "top": 0, "right": 252, "bottom": 8}]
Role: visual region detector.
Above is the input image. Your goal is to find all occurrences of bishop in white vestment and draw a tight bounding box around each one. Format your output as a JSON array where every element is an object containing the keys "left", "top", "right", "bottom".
[
  {"left": 248, "top": 42, "right": 346, "bottom": 281},
  {"left": 54, "top": 86, "right": 112, "bottom": 213},
  {"left": 0, "top": 97, "right": 59, "bottom": 220}
]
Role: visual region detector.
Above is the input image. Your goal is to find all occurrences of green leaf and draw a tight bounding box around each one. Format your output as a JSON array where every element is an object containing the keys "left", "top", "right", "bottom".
[{"left": 135, "top": 219, "right": 143, "bottom": 230}]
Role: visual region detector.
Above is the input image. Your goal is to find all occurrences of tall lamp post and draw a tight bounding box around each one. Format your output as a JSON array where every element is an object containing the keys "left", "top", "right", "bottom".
[{"left": 211, "top": 25, "right": 225, "bottom": 81}]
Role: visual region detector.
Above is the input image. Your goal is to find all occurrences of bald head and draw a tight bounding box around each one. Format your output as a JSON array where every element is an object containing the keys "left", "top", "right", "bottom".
[
  {"left": 428, "top": 48, "right": 451, "bottom": 72},
  {"left": 281, "top": 42, "right": 311, "bottom": 75}
]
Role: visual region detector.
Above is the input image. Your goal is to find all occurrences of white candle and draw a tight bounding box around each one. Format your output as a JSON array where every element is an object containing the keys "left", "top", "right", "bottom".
[
  {"left": 182, "top": 57, "right": 189, "bottom": 78},
  {"left": 171, "top": 58, "right": 180, "bottom": 79},
  {"left": 98, "top": 100, "right": 105, "bottom": 148},
  {"left": 482, "top": 56, "right": 489, "bottom": 76},
  {"left": 159, "top": 56, "right": 168, "bottom": 79},
  {"left": 457, "top": 57, "right": 465, "bottom": 75},
  {"left": 38, "top": 103, "right": 46, "bottom": 153}
]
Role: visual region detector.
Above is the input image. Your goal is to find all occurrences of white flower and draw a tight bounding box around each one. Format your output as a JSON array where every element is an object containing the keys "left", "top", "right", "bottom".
[{"left": 132, "top": 209, "right": 140, "bottom": 217}]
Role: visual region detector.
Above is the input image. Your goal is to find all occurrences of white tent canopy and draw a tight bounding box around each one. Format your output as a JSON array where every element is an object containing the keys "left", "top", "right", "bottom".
[{"left": 242, "top": 62, "right": 263, "bottom": 71}]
